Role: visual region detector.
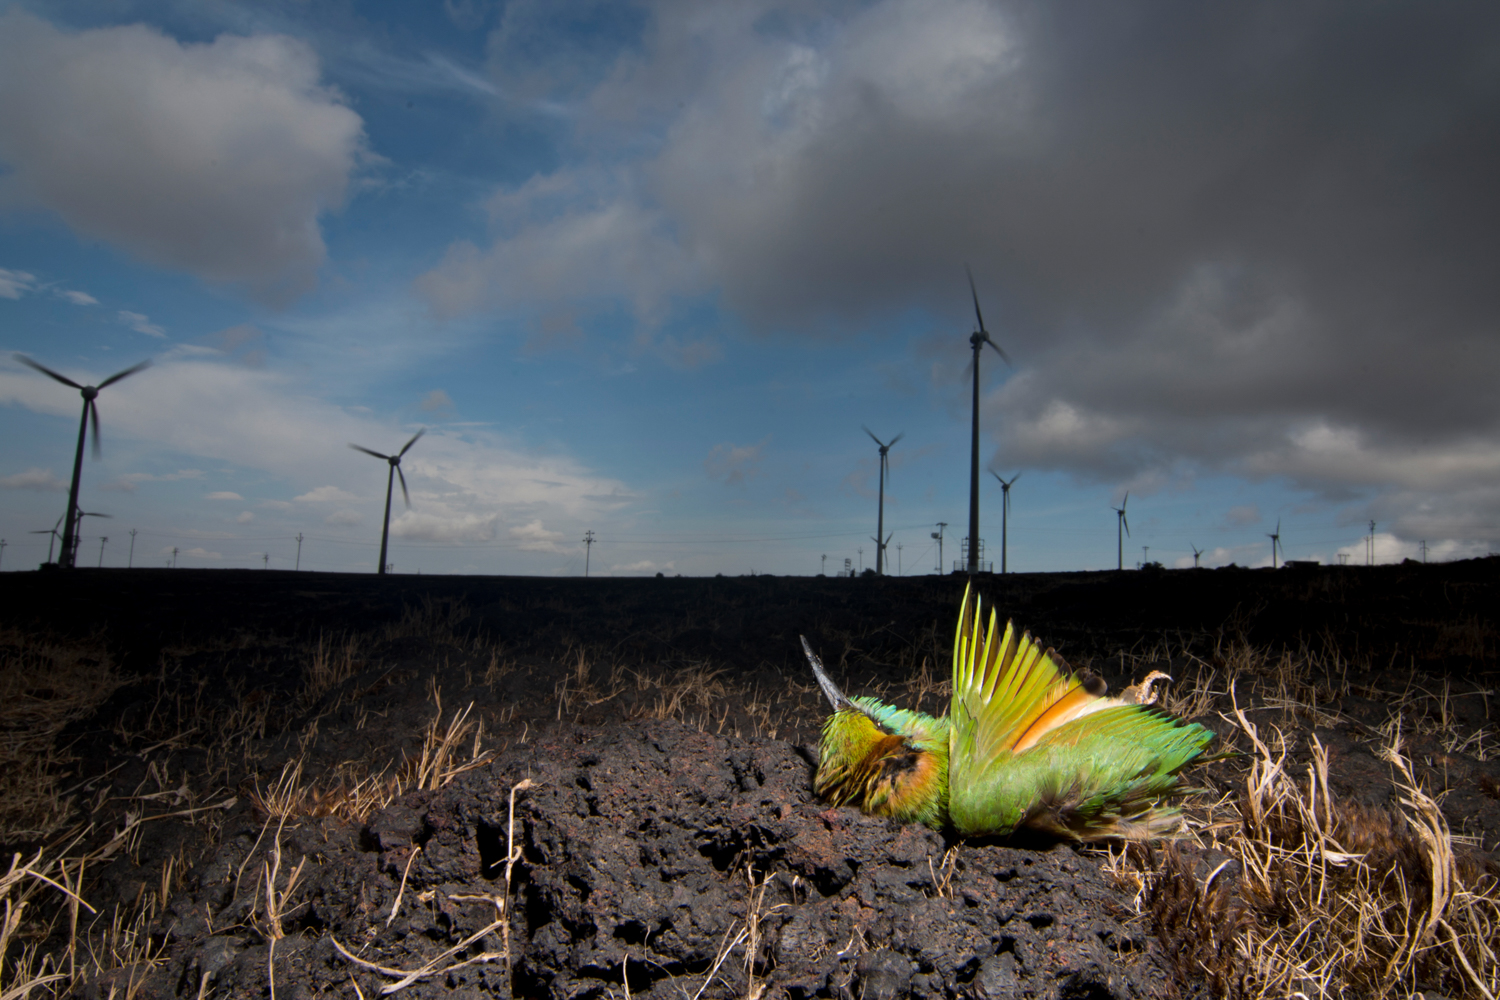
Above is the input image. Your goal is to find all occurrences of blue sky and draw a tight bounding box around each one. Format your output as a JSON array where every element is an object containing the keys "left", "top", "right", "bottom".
[{"left": 2, "top": 0, "right": 1497, "bottom": 575}]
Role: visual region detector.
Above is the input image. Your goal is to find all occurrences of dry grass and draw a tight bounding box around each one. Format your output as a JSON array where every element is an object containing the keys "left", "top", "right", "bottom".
[
  {"left": 7, "top": 598, "right": 1500, "bottom": 1000},
  {"left": 0, "top": 627, "right": 128, "bottom": 841},
  {"left": 1119, "top": 692, "right": 1500, "bottom": 999}
]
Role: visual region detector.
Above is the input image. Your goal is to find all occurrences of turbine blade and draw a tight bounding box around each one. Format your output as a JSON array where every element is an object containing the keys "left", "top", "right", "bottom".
[
  {"left": 97, "top": 359, "right": 152, "bottom": 389},
  {"left": 983, "top": 334, "right": 1011, "bottom": 365},
  {"left": 1123, "top": 515, "right": 1130, "bottom": 537},
  {"left": 399, "top": 428, "right": 426, "bottom": 457},
  {"left": 397, "top": 465, "right": 411, "bottom": 508},
  {"left": 863, "top": 425, "right": 883, "bottom": 447},
  {"left": 15, "top": 354, "right": 83, "bottom": 389},
  {"left": 1123, "top": 491, "right": 1129, "bottom": 508},
  {"left": 349, "top": 444, "right": 391, "bottom": 460},
  {"left": 89, "top": 399, "right": 101, "bottom": 459},
  {"left": 888, "top": 431, "right": 904, "bottom": 447},
  {"left": 965, "top": 263, "right": 986, "bottom": 333}
]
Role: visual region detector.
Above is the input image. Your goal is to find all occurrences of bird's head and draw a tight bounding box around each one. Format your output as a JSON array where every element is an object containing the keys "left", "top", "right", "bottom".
[{"left": 801, "top": 637, "right": 949, "bottom": 828}]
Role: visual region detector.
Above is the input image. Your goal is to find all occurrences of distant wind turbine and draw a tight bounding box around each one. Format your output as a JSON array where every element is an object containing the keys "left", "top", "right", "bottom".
[
  {"left": 863, "top": 426, "right": 903, "bottom": 575},
  {"left": 1111, "top": 493, "right": 1130, "bottom": 570},
  {"left": 350, "top": 429, "right": 424, "bottom": 576},
  {"left": 30, "top": 514, "right": 65, "bottom": 564},
  {"left": 991, "top": 471, "right": 1020, "bottom": 574},
  {"left": 15, "top": 354, "right": 151, "bottom": 568},
  {"left": 1268, "top": 518, "right": 1282, "bottom": 569},
  {"left": 1191, "top": 543, "right": 1203, "bottom": 568},
  {"left": 70, "top": 510, "right": 112, "bottom": 568},
  {"left": 962, "top": 265, "right": 1010, "bottom": 574}
]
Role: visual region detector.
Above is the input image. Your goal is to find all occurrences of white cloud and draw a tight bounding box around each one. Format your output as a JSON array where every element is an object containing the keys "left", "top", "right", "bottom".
[
  {"left": 420, "top": 389, "right": 454, "bottom": 413},
  {"left": 415, "top": 170, "right": 702, "bottom": 331},
  {"left": 0, "top": 467, "right": 65, "bottom": 490},
  {"left": 0, "top": 10, "right": 368, "bottom": 303},
  {"left": 101, "top": 469, "right": 204, "bottom": 492},
  {"left": 235, "top": 511, "right": 255, "bottom": 523},
  {"left": 206, "top": 491, "right": 243, "bottom": 500},
  {"left": 392, "top": 510, "right": 498, "bottom": 543},
  {"left": 1, "top": 353, "right": 632, "bottom": 553},
  {"left": 0, "top": 268, "right": 36, "bottom": 299},
  {"left": 509, "top": 518, "right": 566, "bottom": 552},
  {"left": 296, "top": 485, "right": 360, "bottom": 503},
  {"left": 178, "top": 546, "right": 223, "bottom": 560},
  {"left": 705, "top": 438, "right": 769, "bottom": 486},
  {"left": 610, "top": 559, "right": 675, "bottom": 575},
  {"left": 58, "top": 289, "right": 98, "bottom": 306},
  {"left": 117, "top": 310, "right": 167, "bottom": 339},
  {"left": 325, "top": 509, "right": 363, "bottom": 526}
]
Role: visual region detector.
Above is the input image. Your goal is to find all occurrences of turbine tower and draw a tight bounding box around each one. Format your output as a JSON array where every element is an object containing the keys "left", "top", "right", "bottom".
[
  {"left": 991, "top": 470, "right": 1020, "bottom": 574},
  {"left": 350, "top": 429, "right": 424, "bottom": 575},
  {"left": 1268, "top": 518, "right": 1282, "bottom": 569},
  {"left": 15, "top": 354, "right": 150, "bottom": 568},
  {"left": 963, "top": 265, "right": 1009, "bottom": 574},
  {"left": 863, "top": 426, "right": 903, "bottom": 575},
  {"left": 1111, "top": 493, "right": 1130, "bottom": 570}
]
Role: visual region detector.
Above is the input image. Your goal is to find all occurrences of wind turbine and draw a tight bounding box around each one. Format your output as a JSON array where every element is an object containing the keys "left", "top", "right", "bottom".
[
  {"left": 1111, "top": 493, "right": 1130, "bottom": 570},
  {"left": 30, "top": 514, "right": 65, "bottom": 564},
  {"left": 863, "top": 426, "right": 903, "bottom": 575},
  {"left": 1268, "top": 518, "right": 1282, "bottom": 569},
  {"left": 991, "top": 470, "right": 1020, "bottom": 574},
  {"left": 350, "top": 429, "right": 424, "bottom": 576},
  {"left": 963, "top": 265, "right": 1010, "bottom": 574},
  {"left": 15, "top": 354, "right": 151, "bottom": 568},
  {"left": 1191, "top": 543, "right": 1203, "bottom": 568}
]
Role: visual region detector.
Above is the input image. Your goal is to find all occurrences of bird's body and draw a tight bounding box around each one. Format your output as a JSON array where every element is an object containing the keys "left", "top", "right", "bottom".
[{"left": 806, "top": 585, "right": 1213, "bottom": 841}]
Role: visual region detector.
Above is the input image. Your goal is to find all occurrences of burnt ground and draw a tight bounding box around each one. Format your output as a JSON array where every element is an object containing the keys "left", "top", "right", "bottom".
[{"left": 2, "top": 559, "right": 1499, "bottom": 998}]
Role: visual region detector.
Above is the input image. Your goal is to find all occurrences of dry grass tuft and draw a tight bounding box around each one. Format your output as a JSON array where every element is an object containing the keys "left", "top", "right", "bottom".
[
  {"left": 1122, "top": 693, "right": 1500, "bottom": 999},
  {"left": 0, "top": 628, "right": 128, "bottom": 841},
  {"left": 402, "top": 682, "right": 494, "bottom": 792}
]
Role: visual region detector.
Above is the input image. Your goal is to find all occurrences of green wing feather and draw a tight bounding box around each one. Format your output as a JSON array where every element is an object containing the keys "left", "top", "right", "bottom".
[{"left": 947, "top": 584, "right": 1214, "bottom": 840}]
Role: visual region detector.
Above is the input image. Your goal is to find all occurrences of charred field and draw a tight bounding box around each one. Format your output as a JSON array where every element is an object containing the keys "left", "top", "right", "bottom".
[{"left": 2, "top": 559, "right": 1500, "bottom": 999}]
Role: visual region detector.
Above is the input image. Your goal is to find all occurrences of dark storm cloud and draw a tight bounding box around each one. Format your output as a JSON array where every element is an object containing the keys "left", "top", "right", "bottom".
[{"left": 421, "top": 0, "right": 1500, "bottom": 541}]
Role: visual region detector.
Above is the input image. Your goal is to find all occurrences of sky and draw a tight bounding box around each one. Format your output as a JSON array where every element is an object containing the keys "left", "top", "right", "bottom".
[{"left": 1, "top": 0, "right": 1498, "bottom": 576}]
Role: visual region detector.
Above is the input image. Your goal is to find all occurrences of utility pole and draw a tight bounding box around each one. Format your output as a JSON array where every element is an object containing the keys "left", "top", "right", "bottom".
[
  {"left": 1421, "top": 540, "right": 1428, "bottom": 563},
  {"left": 98, "top": 536, "right": 108, "bottom": 567},
  {"left": 820, "top": 553, "right": 826, "bottom": 576},
  {"left": 0, "top": 538, "right": 6, "bottom": 571},
  {"left": 897, "top": 543, "right": 903, "bottom": 576},
  {"left": 1142, "top": 545, "right": 1149, "bottom": 566},
  {"left": 1368, "top": 520, "right": 1376, "bottom": 565},
  {"left": 171, "top": 546, "right": 179, "bottom": 568},
  {"left": 128, "top": 528, "right": 137, "bottom": 568},
  {"left": 583, "top": 530, "right": 595, "bottom": 577},
  {"left": 295, "top": 533, "right": 304, "bottom": 571},
  {"left": 263, "top": 553, "right": 269, "bottom": 569},
  {"left": 932, "top": 522, "right": 947, "bottom": 573},
  {"left": 858, "top": 547, "right": 864, "bottom": 574}
]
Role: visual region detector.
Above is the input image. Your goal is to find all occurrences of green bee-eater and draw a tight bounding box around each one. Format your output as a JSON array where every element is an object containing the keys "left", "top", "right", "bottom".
[{"left": 804, "top": 585, "right": 1213, "bottom": 841}]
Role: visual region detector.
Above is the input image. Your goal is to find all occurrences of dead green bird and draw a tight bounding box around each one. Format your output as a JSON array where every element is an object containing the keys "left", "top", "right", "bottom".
[{"left": 803, "top": 585, "right": 1213, "bottom": 841}]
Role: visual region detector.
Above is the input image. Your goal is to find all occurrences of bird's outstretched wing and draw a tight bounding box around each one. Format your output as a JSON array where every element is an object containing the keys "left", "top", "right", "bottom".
[
  {"left": 948, "top": 583, "right": 1118, "bottom": 760},
  {"left": 947, "top": 584, "right": 1213, "bottom": 839}
]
